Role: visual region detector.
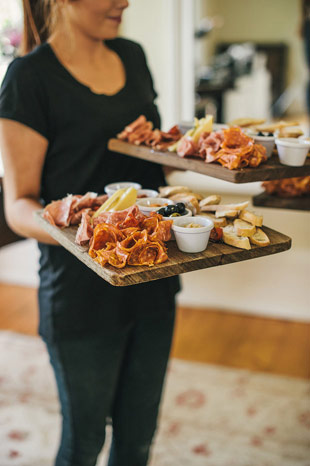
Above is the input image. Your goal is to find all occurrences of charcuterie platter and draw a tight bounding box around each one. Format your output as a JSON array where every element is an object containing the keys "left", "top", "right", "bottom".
[
  {"left": 35, "top": 210, "right": 291, "bottom": 287},
  {"left": 108, "top": 138, "right": 310, "bottom": 184}
]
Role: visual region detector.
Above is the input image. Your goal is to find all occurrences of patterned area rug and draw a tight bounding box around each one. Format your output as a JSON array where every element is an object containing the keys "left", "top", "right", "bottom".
[{"left": 0, "top": 331, "right": 309, "bottom": 466}]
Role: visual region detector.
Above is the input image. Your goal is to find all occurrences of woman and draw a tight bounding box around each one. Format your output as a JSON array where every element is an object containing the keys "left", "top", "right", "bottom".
[{"left": 0, "top": 1, "right": 180, "bottom": 465}]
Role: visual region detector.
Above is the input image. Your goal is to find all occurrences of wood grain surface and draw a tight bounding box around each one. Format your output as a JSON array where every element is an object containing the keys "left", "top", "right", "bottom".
[
  {"left": 35, "top": 211, "right": 291, "bottom": 287},
  {"left": 108, "top": 139, "right": 310, "bottom": 184},
  {"left": 253, "top": 192, "right": 310, "bottom": 211}
]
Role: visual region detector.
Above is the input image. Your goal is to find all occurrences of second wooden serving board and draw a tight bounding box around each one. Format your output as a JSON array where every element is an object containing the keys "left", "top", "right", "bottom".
[{"left": 108, "top": 139, "right": 310, "bottom": 184}]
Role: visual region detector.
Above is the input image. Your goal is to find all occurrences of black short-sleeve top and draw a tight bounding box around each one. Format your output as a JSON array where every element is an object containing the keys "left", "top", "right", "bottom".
[
  {"left": 0, "top": 38, "right": 180, "bottom": 341},
  {"left": 0, "top": 37, "right": 166, "bottom": 202}
]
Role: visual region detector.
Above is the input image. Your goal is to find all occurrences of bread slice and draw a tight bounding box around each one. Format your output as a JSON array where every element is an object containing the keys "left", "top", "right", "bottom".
[
  {"left": 222, "top": 225, "right": 251, "bottom": 250},
  {"left": 234, "top": 219, "right": 256, "bottom": 237},
  {"left": 215, "top": 209, "right": 239, "bottom": 218},
  {"left": 158, "top": 186, "right": 191, "bottom": 198},
  {"left": 238, "top": 209, "right": 263, "bottom": 227},
  {"left": 171, "top": 192, "right": 203, "bottom": 202},
  {"left": 199, "top": 194, "right": 221, "bottom": 207},
  {"left": 228, "top": 117, "right": 266, "bottom": 128},
  {"left": 201, "top": 201, "right": 249, "bottom": 213},
  {"left": 249, "top": 228, "right": 270, "bottom": 247},
  {"left": 199, "top": 212, "right": 227, "bottom": 228}
]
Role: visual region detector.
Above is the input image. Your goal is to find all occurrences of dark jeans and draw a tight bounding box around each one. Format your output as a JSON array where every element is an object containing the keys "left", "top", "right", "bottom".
[{"left": 44, "top": 299, "right": 176, "bottom": 466}]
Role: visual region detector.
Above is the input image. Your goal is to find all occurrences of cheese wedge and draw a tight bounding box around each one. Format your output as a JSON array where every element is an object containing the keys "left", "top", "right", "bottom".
[
  {"left": 93, "top": 188, "right": 126, "bottom": 218},
  {"left": 109, "top": 187, "right": 137, "bottom": 212},
  {"left": 192, "top": 115, "right": 213, "bottom": 143}
]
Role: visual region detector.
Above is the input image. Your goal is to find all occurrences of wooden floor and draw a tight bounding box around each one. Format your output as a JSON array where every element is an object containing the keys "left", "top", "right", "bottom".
[{"left": 0, "top": 283, "right": 309, "bottom": 379}]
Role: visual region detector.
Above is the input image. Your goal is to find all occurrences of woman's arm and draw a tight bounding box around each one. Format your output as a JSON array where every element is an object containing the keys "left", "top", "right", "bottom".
[{"left": 0, "top": 119, "right": 58, "bottom": 245}]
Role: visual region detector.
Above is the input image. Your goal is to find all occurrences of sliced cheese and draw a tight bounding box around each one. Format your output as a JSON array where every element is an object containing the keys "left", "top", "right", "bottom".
[
  {"left": 192, "top": 114, "right": 213, "bottom": 143},
  {"left": 109, "top": 187, "right": 137, "bottom": 212},
  {"left": 93, "top": 188, "right": 126, "bottom": 218}
]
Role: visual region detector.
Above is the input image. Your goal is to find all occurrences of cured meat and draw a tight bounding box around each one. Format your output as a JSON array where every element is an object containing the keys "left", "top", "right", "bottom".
[
  {"left": 43, "top": 195, "right": 75, "bottom": 227},
  {"left": 75, "top": 209, "right": 93, "bottom": 246},
  {"left": 177, "top": 137, "right": 198, "bottom": 157},
  {"left": 142, "top": 214, "right": 173, "bottom": 242},
  {"left": 89, "top": 207, "right": 171, "bottom": 268},
  {"left": 262, "top": 176, "right": 310, "bottom": 197},
  {"left": 89, "top": 223, "right": 125, "bottom": 257},
  {"left": 43, "top": 192, "right": 109, "bottom": 229},
  {"left": 117, "top": 116, "right": 182, "bottom": 150},
  {"left": 44, "top": 193, "right": 172, "bottom": 269},
  {"left": 127, "top": 241, "right": 168, "bottom": 266},
  {"left": 72, "top": 192, "right": 97, "bottom": 211},
  {"left": 248, "top": 143, "right": 267, "bottom": 168}
]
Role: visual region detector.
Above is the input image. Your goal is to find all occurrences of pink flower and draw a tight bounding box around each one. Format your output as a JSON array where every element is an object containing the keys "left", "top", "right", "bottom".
[
  {"left": 8, "top": 430, "right": 28, "bottom": 441},
  {"left": 192, "top": 444, "right": 211, "bottom": 456},
  {"left": 9, "top": 450, "right": 20, "bottom": 458},
  {"left": 175, "top": 390, "right": 206, "bottom": 408}
]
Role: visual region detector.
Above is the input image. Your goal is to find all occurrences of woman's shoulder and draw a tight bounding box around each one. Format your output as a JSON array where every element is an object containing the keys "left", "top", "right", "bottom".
[{"left": 5, "top": 44, "right": 50, "bottom": 81}]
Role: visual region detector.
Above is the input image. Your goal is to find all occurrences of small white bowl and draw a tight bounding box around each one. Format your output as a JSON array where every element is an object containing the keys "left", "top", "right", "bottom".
[
  {"left": 253, "top": 134, "right": 275, "bottom": 158},
  {"left": 136, "top": 197, "right": 173, "bottom": 216},
  {"left": 172, "top": 216, "right": 214, "bottom": 253},
  {"left": 275, "top": 138, "right": 310, "bottom": 166},
  {"left": 162, "top": 208, "right": 192, "bottom": 240},
  {"left": 137, "top": 189, "right": 159, "bottom": 198},
  {"left": 104, "top": 181, "right": 142, "bottom": 197}
]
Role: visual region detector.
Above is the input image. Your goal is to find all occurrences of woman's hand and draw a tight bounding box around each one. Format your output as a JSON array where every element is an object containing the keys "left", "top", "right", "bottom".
[{"left": 0, "top": 119, "right": 58, "bottom": 244}]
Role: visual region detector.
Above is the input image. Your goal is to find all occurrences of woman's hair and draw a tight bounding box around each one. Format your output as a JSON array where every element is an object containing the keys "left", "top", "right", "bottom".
[{"left": 22, "top": 0, "right": 59, "bottom": 55}]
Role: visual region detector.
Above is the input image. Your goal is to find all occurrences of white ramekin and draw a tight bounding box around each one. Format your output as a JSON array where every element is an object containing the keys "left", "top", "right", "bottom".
[
  {"left": 275, "top": 138, "right": 310, "bottom": 166},
  {"left": 172, "top": 216, "right": 214, "bottom": 253},
  {"left": 136, "top": 197, "right": 173, "bottom": 216}
]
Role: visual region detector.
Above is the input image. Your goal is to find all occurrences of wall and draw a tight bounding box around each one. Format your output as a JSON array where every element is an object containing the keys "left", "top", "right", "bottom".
[
  {"left": 121, "top": 0, "right": 180, "bottom": 130},
  {"left": 198, "top": 0, "right": 307, "bottom": 115}
]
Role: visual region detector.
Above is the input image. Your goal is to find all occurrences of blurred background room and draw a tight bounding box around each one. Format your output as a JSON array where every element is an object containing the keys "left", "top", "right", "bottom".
[{"left": 0, "top": 0, "right": 309, "bottom": 465}]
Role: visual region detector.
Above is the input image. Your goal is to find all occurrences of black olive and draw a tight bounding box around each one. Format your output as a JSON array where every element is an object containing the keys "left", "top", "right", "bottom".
[
  {"left": 257, "top": 131, "right": 264, "bottom": 136},
  {"left": 157, "top": 207, "right": 166, "bottom": 216},
  {"left": 175, "top": 202, "right": 186, "bottom": 214},
  {"left": 164, "top": 205, "right": 177, "bottom": 216},
  {"left": 267, "top": 132, "right": 273, "bottom": 137}
]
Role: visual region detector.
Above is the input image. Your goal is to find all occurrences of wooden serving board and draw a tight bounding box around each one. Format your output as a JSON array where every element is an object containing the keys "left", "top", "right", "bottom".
[
  {"left": 108, "top": 139, "right": 310, "bottom": 184},
  {"left": 35, "top": 211, "right": 291, "bottom": 287},
  {"left": 253, "top": 192, "right": 310, "bottom": 211}
]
